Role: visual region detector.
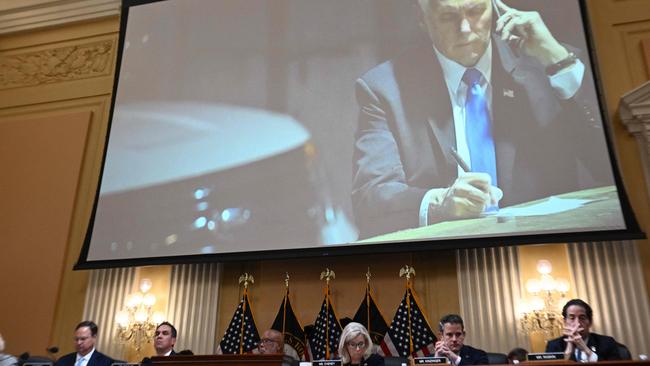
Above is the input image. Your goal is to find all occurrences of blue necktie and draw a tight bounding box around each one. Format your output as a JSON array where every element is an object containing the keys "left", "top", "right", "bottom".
[{"left": 463, "top": 68, "right": 497, "bottom": 187}]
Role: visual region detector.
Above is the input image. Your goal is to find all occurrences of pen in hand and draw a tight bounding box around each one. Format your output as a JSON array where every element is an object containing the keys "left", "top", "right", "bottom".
[
  {"left": 450, "top": 148, "right": 471, "bottom": 173},
  {"left": 450, "top": 147, "right": 501, "bottom": 212}
]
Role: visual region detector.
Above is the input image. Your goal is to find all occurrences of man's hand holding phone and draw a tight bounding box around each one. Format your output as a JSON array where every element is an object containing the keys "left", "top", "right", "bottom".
[{"left": 492, "top": 0, "right": 571, "bottom": 68}]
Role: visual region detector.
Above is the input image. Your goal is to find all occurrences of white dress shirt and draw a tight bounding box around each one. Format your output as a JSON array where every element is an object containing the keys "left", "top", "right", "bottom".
[
  {"left": 419, "top": 40, "right": 585, "bottom": 226},
  {"left": 75, "top": 349, "right": 95, "bottom": 366}
]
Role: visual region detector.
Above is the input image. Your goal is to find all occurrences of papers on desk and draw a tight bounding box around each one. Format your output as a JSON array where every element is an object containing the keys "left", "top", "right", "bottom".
[{"left": 485, "top": 196, "right": 594, "bottom": 218}]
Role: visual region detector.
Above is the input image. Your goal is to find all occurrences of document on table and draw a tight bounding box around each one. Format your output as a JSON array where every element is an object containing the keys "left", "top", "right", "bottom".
[{"left": 485, "top": 196, "right": 595, "bottom": 217}]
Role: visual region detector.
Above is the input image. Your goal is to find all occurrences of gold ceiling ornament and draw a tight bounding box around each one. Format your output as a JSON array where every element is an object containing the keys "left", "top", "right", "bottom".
[
  {"left": 320, "top": 268, "right": 335, "bottom": 285},
  {"left": 285, "top": 272, "right": 290, "bottom": 288},
  {"left": 238, "top": 273, "right": 254, "bottom": 289}
]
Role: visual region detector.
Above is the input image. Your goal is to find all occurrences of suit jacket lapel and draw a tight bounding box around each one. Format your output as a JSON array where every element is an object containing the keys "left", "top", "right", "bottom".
[
  {"left": 86, "top": 352, "right": 96, "bottom": 366},
  {"left": 422, "top": 50, "right": 456, "bottom": 172},
  {"left": 491, "top": 37, "right": 522, "bottom": 200},
  {"left": 394, "top": 41, "right": 456, "bottom": 184}
]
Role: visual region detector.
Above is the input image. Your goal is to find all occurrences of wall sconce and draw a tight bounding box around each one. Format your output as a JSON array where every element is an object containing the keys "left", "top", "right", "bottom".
[
  {"left": 115, "top": 279, "right": 165, "bottom": 351},
  {"left": 519, "top": 260, "right": 569, "bottom": 339}
]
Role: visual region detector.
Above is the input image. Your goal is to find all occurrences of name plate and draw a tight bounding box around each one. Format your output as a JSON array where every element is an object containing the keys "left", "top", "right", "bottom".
[
  {"left": 527, "top": 352, "right": 565, "bottom": 361},
  {"left": 414, "top": 357, "right": 449, "bottom": 364},
  {"left": 312, "top": 360, "right": 342, "bottom": 366}
]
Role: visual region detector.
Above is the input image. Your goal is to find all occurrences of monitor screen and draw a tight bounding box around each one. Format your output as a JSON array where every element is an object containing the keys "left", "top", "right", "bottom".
[{"left": 77, "top": 0, "right": 642, "bottom": 268}]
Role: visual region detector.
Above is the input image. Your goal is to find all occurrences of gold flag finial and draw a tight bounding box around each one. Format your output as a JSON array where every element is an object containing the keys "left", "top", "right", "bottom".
[
  {"left": 285, "top": 272, "right": 290, "bottom": 288},
  {"left": 366, "top": 267, "right": 372, "bottom": 283},
  {"left": 399, "top": 265, "right": 416, "bottom": 280},
  {"left": 238, "top": 273, "right": 254, "bottom": 289},
  {"left": 320, "top": 268, "right": 336, "bottom": 285}
]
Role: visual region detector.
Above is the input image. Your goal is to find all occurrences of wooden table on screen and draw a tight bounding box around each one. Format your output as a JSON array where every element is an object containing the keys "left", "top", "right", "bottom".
[
  {"left": 360, "top": 185, "right": 624, "bottom": 243},
  {"left": 151, "top": 354, "right": 285, "bottom": 366}
]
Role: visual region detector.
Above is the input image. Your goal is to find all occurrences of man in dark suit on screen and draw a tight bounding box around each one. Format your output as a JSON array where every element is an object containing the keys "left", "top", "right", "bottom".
[
  {"left": 54, "top": 321, "right": 113, "bottom": 366},
  {"left": 545, "top": 299, "right": 622, "bottom": 361},
  {"left": 434, "top": 314, "right": 488, "bottom": 365},
  {"left": 351, "top": 0, "right": 610, "bottom": 238}
]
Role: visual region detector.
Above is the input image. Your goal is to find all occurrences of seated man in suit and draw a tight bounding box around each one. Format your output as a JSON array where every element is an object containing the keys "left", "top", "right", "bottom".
[
  {"left": 545, "top": 299, "right": 622, "bottom": 361},
  {"left": 434, "top": 314, "right": 488, "bottom": 365},
  {"left": 256, "top": 329, "right": 299, "bottom": 361},
  {"left": 54, "top": 321, "right": 113, "bottom": 366},
  {"left": 351, "top": 0, "right": 611, "bottom": 238},
  {"left": 154, "top": 322, "right": 177, "bottom": 357}
]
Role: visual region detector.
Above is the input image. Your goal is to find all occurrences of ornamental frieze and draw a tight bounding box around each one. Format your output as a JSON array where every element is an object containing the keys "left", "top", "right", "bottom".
[{"left": 0, "top": 39, "right": 114, "bottom": 89}]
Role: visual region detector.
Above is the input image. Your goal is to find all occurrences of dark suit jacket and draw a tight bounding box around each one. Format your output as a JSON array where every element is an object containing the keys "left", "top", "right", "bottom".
[
  {"left": 545, "top": 332, "right": 621, "bottom": 361},
  {"left": 343, "top": 353, "right": 384, "bottom": 366},
  {"left": 458, "top": 345, "right": 489, "bottom": 365},
  {"left": 54, "top": 351, "right": 114, "bottom": 366},
  {"left": 351, "top": 35, "right": 610, "bottom": 238}
]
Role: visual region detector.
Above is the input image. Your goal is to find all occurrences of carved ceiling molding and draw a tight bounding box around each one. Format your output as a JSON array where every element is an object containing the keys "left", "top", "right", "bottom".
[
  {"left": 0, "top": 0, "right": 120, "bottom": 35},
  {"left": 619, "top": 80, "right": 650, "bottom": 198},
  {"left": 0, "top": 37, "right": 115, "bottom": 89}
]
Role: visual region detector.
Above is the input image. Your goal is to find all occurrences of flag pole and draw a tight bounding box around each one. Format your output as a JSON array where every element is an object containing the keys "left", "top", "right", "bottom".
[
  {"left": 320, "top": 268, "right": 335, "bottom": 360},
  {"left": 399, "top": 265, "right": 416, "bottom": 356},
  {"left": 283, "top": 272, "right": 289, "bottom": 335},
  {"left": 366, "top": 267, "right": 371, "bottom": 335},
  {"left": 238, "top": 273, "right": 254, "bottom": 355}
]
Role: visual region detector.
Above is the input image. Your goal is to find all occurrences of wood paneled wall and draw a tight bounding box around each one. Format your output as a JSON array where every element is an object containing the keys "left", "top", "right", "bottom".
[
  {"left": 585, "top": 0, "right": 650, "bottom": 297},
  {"left": 0, "top": 16, "right": 120, "bottom": 354}
]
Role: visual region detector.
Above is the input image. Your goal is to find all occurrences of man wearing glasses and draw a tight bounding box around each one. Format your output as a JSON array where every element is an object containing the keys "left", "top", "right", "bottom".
[
  {"left": 54, "top": 321, "right": 113, "bottom": 366},
  {"left": 257, "top": 329, "right": 299, "bottom": 362}
]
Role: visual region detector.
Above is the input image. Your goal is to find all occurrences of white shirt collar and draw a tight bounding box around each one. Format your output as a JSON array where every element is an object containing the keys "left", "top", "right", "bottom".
[
  {"left": 433, "top": 41, "right": 493, "bottom": 96},
  {"left": 77, "top": 348, "right": 95, "bottom": 362}
]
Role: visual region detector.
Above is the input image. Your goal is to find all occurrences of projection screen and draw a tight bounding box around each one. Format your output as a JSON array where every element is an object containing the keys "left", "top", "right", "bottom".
[{"left": 77, "top": 0, "right": 643, "bottom": 268}]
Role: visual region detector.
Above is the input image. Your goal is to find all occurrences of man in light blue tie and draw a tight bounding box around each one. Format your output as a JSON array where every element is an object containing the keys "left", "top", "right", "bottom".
[
  {"left": 352, "top": 0, "right": 611, "bottom": 238},
  {"left": 54, "top": 321, "right": 113, "bottom": 366}
]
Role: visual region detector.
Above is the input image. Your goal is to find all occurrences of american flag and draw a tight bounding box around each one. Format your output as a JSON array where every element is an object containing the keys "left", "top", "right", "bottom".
[
  {"left": 308, "top": 287, "right": 342, "bottom": 360},
  {"left": 379, "top": 286, "right": 437, "bottom": 358},
  {"left": 216, "top": 289, "right": 260, "bottom": 354},
  {"left": 352, "top": 283, "right": 389, "bottom": 345},
  {"left": 271, "top": 289, "right": 308, "bottom": 360}
]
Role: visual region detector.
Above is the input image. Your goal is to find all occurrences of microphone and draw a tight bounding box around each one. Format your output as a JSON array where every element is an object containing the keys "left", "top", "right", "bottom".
[
  {"left": 47, "top": 347, "right": 59, "bottom": 354},
  {"left": 18, "top": 352, "right": 30, "bottom": 366}
]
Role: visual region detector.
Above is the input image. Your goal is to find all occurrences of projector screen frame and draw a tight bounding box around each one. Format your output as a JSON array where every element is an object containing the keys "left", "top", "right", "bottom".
[{"left": 75, "top": 0, "right": 644, "bottom": 270}]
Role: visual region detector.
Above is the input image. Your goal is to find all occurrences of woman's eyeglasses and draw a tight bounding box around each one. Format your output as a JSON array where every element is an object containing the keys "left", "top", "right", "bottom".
[{"left": 347, "top": 341, "right": 366, "bottom": 350}]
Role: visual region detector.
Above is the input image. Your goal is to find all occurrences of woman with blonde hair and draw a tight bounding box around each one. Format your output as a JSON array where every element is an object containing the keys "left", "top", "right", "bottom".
[{"left": 337, "top": 322, "right": 384, "bottom": 366}]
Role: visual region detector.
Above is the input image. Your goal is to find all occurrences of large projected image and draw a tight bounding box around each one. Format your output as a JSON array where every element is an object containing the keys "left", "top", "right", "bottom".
[{"left": 86, "top": 0, "right": 629, "bottom": 263}]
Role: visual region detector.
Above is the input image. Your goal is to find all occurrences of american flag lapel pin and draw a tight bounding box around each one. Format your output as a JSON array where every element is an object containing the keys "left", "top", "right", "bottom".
[{"left": 503, "top": 89, "right": 514, "bottom": 98}]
